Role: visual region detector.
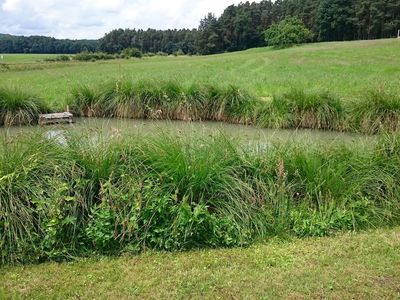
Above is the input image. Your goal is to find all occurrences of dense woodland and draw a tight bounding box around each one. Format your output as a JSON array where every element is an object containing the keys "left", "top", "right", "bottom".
[
  {"left": 1, "top": 0, "right": 400, "bottom": 55},
  {"left": 0, "top": 34, "right": 98, "bottom": 54}
]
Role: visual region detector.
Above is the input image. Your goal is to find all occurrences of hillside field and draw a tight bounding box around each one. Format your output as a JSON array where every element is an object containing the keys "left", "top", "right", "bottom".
[{"left": 1, "top": 39, "right": 399, "bottom": 108}]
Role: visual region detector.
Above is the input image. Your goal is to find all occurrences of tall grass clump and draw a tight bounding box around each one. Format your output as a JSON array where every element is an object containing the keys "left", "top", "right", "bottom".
[
  {"left": 257, "top": 89, "right": 345, "bottom": 130},
  {"left": 350, "top": 89, "right": 400, "bottom": 134},
  {"left": 0, "top": 86, "right": 49, "bottom": 126},
  {"left": 69, "top": 80, "right": 257, "bottom": 123},
  {"left": 1, "top": 128, "right": 400, "bottom": 264},
  {"left": 68, "top": 81, "right": 400, "bottom": 134}
]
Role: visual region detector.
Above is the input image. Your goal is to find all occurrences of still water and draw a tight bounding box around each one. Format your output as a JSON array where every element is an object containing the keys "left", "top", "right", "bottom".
[{"left": 1, "top": 118, "right": 374, "bottom": 147}]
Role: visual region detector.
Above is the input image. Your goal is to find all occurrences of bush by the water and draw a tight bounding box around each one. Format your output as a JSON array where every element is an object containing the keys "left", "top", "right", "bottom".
[
  {"left": 264, "top": 17, "right": 313, "bottom": 48},
  {"left": 0, "top": 86, "right": 49, "bottom": 126},
  {"left": 1, "top": 130, "right": 400, "bottom": 264}
]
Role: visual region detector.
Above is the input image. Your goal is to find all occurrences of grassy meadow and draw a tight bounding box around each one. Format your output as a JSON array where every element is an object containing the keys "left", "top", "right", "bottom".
[
  {"left": 1, "top": 39, "right": 399, "bottom": 107},
  {"left": 1, "top": 39, "right": 400, "bottom": 296},
  {"left": 0, "top": 53, "right": 58, "bottom": 64}
]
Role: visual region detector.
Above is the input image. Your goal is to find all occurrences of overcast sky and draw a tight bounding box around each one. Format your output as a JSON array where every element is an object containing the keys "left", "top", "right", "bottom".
[{"left": 0, "top": 0, "right": 248, "bottom": 39}]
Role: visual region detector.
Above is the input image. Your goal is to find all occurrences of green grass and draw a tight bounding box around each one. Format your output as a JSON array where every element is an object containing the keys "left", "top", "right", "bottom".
[
  {"left": 0, "top": 86, "right": 49, "bottom": 126},
  {"left": 1, "top": 129, "right": 400, "bottom": 263},
  {"left": 1, "top": 227, "right": 399, "bottom": 299},
  {"left": 65, "top": 79, "right": 400, "bottom": 133},
  {"left": 0, "top": 53, "right": 58, "bottom": 64},
  {"left": 0, "top": 39, "right": 399, "bottom": 107}
]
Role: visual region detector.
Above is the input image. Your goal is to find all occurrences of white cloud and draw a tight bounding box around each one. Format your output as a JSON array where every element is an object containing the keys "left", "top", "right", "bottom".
[{"left": 0, "top": 0, "right": 248, "bottom": 39}]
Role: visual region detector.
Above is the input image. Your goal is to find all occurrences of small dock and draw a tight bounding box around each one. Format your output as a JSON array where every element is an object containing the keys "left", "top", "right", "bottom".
[{"left": 39, "top": 112, "right": 74, "bottom": 126}]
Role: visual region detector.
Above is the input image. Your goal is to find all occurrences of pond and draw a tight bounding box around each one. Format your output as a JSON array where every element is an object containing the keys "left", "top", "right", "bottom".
[{"left": 0, "top": 118, "right": 375, "bottom": 147}]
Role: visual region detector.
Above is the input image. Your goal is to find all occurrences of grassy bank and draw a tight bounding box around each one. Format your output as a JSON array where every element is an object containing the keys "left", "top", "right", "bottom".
[
  {"left": 1, "top": 227, "right": 399, "bottom": 299},
  {"left": 69, "top": 79, "right": 400, "bottom": 134},
  {"left": 1, "top": 129, "right": 400, "bottom": 264},
  {"left": 1, "top": 39, "right": 399, "bottom": 105},
  {"left": 2, "top": 80, "right": 400, "bottom": 134}
]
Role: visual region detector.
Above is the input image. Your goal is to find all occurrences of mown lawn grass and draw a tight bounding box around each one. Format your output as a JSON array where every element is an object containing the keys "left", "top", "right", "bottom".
[
  {"left": 1, "top": 227, "right": 399, "bottom": 299},
  {"left": 1, "top": 39, "right": 399, "bottom": 107}
]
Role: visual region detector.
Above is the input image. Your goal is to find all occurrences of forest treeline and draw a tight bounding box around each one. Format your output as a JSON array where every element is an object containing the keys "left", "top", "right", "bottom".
[
  {"left": 0, "top": 34, "right": 98, "bottom": 54},
  {"left": 1, "top": 0, "right": 400, "bottom": 55}
]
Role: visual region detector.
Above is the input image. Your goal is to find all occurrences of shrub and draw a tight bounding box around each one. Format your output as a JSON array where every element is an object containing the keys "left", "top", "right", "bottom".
[
  {"left": 121, "top": 48, "right": 143, "bottom": 59},
  {"left": 264, "top": 17, "right": 313, "bottom": 48},
  {"left": 144, "top": 52, "right": 156, "bottom": 57},
  {"left": 173, "top": 49, "right": 185, "bottom": 56},
  {"left": 156, "top": 51, "right": 168, "bottom": 56},
  {"left": 75, "top": 51, "right": 115, "bottom": 61},
  {"left": 44, "top": 55, "right": 71, "bottom": 62}
]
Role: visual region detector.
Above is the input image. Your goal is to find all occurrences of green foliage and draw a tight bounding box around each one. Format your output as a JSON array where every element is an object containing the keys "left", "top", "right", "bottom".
[
  {"left": 121, "top": 48, "right": 143, "bottom": 59},
  {"left": 1, "top": 129, "right": 400, "bottom": 264},
  {"left": 0, "top": 63, "right": 10, "bottom": 71},
  {"left": 69, "top": 80, "right": 256, "bottom": 123},
  {"left": 156, "top": 51, "right": 168, "bottom": 56},
  {"left": 44, "top": 55, "right": 71, "bottom": 62},
  {"left": 172, "top": 49, "right": 185, "bottom": 56},
  {"left": 351, "top": 89, "right": 400, "bottom": 134},
  {"left": 1, "top": 82, "right": 400, "bottom": 133},
  {"left": 144, "top": 52, "right": 156, "bottom": 57},
  {"left": 262, "top": 89, "right": 345, "bottom": 130},
  {"left": 0, "top": 86, "right": 49, "bottom": 126},
  {"left": 1, "top": 1, "right": 399, "bottom": 56},
  {"left": 74, "top": 51, "right": 115, "bottom": 61},
  {"left": 264, "top": 17, "right": 313, "bottom": 48}
]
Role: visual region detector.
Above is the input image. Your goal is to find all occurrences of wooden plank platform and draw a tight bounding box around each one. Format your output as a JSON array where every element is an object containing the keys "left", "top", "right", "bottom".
[{"left": 39, "top": 112, "right": 74, "bottom": 125}]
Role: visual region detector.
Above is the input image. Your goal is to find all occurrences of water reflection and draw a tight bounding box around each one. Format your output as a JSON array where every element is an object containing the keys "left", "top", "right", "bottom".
[{"left": 1, "top": 118, "right": 375, "bottom": 147}]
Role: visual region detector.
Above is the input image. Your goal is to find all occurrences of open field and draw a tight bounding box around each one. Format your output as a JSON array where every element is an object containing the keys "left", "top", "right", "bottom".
[
  {"left": 1, "top": 39, "right": 399, "bottom": 107},
  {"left": 1, "top": 227, "right": 399, "bottom": 299},
  {"left": 0, "top": 53, "right": 58, "bottom": 64},
  {"left": 1, "top": 39, "right": 400, "bottom": 277}
]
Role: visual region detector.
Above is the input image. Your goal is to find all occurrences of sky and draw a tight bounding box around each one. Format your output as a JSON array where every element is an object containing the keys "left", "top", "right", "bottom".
[{"left": 0, "top": 0, "right": 246, "bottom": 39}]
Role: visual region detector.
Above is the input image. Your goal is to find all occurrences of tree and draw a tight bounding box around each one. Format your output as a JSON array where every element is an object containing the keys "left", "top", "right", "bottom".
[
  {"left": 316, "top": 0, "right": 355, "bottom": 41},
  {"left": 2, "top": 0, "right": 399, "bottom": 55},
  {"left": 264, "top": 17, "right": 313, "bottom": 48},
  {"left": 197, "top": 13, "right": 223, "bottom": 55}
]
